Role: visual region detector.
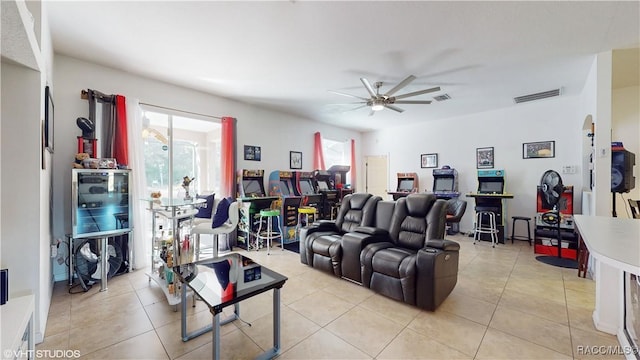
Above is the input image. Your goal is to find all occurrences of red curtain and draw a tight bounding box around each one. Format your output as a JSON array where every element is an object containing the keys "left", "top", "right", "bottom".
[
  {"left": 350, "top": 139, "right": 356, "bottom": 190},
  {"left": 114, "top": 95, "right": 129, "bottom": 166},
  {"left": 221, "top": 117, "right": 237, "bottom": 197},
  {"left": 313, "top": 132, "right": 326, "bottom": 170}
]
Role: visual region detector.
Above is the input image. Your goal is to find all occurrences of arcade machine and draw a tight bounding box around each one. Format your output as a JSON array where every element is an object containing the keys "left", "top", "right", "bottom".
[
  {"left": 387, "top": 173, "right": 419, "bottom": 200},
  {"left": 313, "top": 170, "right": 338, "bottom": 220},
  {"left": 466, "top": 169, "right": 514, "bottom": 243},
  {"left": 328, "top": 165, "right": 353, "bottom": 200},
  {"left": 294, "top": 171, "right": 322, "bottom": 222},
  {"left": 432, "top": 166, "right": 460, "bottom": 200},
  {"left": 267, "top": 170, "right": 302, "bottom": 244},
  {"left": 534, "top": 185, "right": 578, "bottom": 259},
  {"left": 236, "top": 169, "right": 278, "bottom": 250}
]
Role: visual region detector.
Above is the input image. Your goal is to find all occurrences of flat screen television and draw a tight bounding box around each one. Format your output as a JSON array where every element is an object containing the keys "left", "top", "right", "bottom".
[
  {"left": 299, "top": 179, "right": 315, "bottom": 195},
  {"left": 398, "top": 179, "right": 414, "bottom": 192},
  {"left": 72, "top": 169, "right": 131, "bottom": 238},
  {"left": 478, "top": 180, "right": 503, "bottom": 194},
  {"left": 434, "top": 178, "right": 454, "bottom": 192},
  {"left": 242, "top": 179, "right": 264, "bottom": 197}
]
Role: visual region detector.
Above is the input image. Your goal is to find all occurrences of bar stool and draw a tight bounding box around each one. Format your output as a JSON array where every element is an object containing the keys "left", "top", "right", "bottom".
[
  {"left": 255, "top": 209, "right": 282, "bottom": 255},
  {"left": 296, "top": 206, "right": 316, "bottom": 241},
  {"left": 511, "top": 216, "right": 532, "bottom": 245},
  {"left": 473, "top": 211, "right": 499, "bottom": 248}
]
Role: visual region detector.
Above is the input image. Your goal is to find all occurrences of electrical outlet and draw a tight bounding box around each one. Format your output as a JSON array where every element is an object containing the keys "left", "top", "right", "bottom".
[{"left": 51, "top": 245, "right": 57, "bottom": 258}]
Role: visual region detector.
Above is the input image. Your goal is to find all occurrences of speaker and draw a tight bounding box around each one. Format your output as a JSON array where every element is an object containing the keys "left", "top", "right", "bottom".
[{"left": 611, "top": 150, "right": 636, "bottom": 193}]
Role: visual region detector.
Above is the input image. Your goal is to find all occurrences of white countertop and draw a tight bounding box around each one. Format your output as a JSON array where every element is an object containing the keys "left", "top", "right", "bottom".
[{"left": 574, "top": 215, "right": 640, "bottom": 273}]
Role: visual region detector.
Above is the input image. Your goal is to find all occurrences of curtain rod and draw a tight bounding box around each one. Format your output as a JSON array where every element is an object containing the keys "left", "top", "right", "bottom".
[{"left": 139, "top": 102, "right": 223, "bottom": 120}]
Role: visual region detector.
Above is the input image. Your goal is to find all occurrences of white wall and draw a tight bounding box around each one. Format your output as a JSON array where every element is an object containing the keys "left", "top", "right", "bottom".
[
  {"left": 362, "top": 95, "right": 584, "bottom": 234},
  {"left": 612, "top": 85, "right": 640, "bottom": 218},
  {"left": 1, "top": 0, "right": 55, "bottom": 344},
  {"left": 52, "top": 54, "right": 362, "bottom": 280}
]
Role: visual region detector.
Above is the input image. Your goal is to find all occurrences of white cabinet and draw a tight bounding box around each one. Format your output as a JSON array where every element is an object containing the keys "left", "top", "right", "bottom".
[{"left": 1, "top": 294, "right": 34, "bottom": 360}]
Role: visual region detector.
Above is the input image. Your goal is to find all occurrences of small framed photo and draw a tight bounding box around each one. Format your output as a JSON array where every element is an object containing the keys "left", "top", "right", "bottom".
[
  {"left": 290, "top": 151, "right": 302, "bottom": 169},
  {"left": 244, "top": 145, "right": 261, "bottom": 161},
  {"left": 523, "top": 141, "right": 555, "bottom": 159},
  {"left": 476, "top": 147, "right": 494, "bottom": 169},
  {"left": 421, "top": 153, "right": 438, "bottom": 168},
  {"left": 44, "top": 85, "right": 54, "bottom": 153}
]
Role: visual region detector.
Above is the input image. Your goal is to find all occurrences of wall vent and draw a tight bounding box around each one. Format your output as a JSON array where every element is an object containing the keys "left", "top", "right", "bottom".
[
  {"left": 433, "top": 94, "right": 451, "bottom": 102},
  {"left": 514, "top": 88, "right": 561, "bottom": 104}
]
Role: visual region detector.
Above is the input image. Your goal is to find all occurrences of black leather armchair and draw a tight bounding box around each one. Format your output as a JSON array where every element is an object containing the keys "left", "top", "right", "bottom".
[
  {"left": 300, "top": 193, "right": 381, "bottom": 276},
  {"left": 360, "top": 193, "right": 460, "bottom": 310}
]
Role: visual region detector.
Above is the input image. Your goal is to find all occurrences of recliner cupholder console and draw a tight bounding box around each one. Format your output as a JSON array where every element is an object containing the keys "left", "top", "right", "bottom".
[{"left": 300, "top": 192, "right": 460, "bottom": 311}]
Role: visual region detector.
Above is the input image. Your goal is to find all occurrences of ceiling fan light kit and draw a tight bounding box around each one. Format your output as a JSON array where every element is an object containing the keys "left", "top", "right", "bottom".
[{"left": 330, "top": 75, "right": 441, "bottom": 115}]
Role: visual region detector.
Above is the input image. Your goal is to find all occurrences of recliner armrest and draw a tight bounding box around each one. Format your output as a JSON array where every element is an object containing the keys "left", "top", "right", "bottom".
[
  {"left": 425, "top": 239, "right": 460, "bottom": 252},
  {"left": 353, "top": 226, "right": 389, "bottom": 237}
]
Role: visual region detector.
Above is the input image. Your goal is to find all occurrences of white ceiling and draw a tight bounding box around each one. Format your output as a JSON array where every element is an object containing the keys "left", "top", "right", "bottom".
[{"left": 45, "top": 1, "right": 639, "bottom": 132}]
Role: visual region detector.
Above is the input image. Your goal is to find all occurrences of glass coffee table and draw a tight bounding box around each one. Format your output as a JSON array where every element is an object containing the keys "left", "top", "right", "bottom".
[{"left": 174, "top": 253, "right": 287, "bottom": 360}]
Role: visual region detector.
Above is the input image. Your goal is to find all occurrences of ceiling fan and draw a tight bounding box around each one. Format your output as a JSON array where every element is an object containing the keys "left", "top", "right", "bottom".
[{"left": 329, "top": 75, "right": 440, "bottom": 115}]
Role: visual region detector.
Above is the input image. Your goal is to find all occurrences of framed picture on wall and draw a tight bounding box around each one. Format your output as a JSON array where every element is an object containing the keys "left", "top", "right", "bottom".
[
  {"left": 421, "top": 153, "right": 438, "bottom": 168},
  {"left": 523, "top": 141, "right": 555, "bottom": 159},
  {"left": 44, "top": 85, "right": 54, "bottom": 153},
  {"left": 290, "top": 151, "right": 302, "bottom": 169},
  {"left": 476, "top": 147, "right": 494, "bottom": 169},
  {"left": 244, "top": 145, "right": 261, "bottom": 161}
]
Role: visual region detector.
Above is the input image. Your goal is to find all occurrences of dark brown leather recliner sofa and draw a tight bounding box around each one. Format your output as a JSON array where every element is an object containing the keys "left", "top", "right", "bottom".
[
  {"left": 300, "top": 192, "right": 460, "bottom": 311},
  {"left": 299, "top": 192, "right": 382, "bottom": 276}
]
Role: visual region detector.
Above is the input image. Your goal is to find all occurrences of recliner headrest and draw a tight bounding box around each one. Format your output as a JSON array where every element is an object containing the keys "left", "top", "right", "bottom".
[
  {"left": 347, "top": 193, "right": 373, "bottom": 209},
  {"left": 405, "top": 193, "right": 436, "bottom": 217}
]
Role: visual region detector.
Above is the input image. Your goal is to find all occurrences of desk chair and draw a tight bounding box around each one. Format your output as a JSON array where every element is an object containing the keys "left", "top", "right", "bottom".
[
  {"left": 445, "top": 198, "right": 466, "bottom": 235},
  {"left": 192, "top": 201, "right": 239, "bottom": 260},
  {"left": 629, "top": 199, "right": 640, "bottom": 219}
]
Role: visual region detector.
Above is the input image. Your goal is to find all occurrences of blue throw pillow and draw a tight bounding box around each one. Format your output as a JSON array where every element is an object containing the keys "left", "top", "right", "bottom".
[
  {"left": 195, "top": 194, "right": 215, "bottom": 218},
  {"left": 212, "top": 197, "right": 232, "bottom": 228}
]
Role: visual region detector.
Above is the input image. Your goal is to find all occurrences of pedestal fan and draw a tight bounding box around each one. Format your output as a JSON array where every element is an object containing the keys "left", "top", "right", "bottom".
[{"left": 535, "top": 170, "right": 578, "bottom": 268}]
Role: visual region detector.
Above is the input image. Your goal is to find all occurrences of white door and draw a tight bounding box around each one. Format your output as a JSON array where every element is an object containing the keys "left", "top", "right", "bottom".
[{"left": 364, "top": 155, "right": 389, "bottom": 199}]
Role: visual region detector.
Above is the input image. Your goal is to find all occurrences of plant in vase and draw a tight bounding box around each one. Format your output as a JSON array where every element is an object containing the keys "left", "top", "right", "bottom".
[{"left": 182, "top": 176, "right": 195, "bottom": 200}]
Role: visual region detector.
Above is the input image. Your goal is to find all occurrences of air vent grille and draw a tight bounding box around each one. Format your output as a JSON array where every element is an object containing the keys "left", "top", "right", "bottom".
[
  {"left": 514, "top": 88, "right": 561, "bottom": 104},
  {"left": 433, "top": 94, "right": 451, "bottom": 101}
]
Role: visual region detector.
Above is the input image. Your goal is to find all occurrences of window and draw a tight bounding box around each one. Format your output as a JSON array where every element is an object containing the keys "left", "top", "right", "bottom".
[
  {"left": 322, "top": 138, "right": 351, "bottom": 180},
  {"left": 141, "top": 107, "right": 221, "bottom": 198}
]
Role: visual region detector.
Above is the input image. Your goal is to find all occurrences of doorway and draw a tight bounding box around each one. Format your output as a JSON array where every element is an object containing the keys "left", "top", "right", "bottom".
[{"left": 364, "top": 155, "right": 389, "bottom": 199}]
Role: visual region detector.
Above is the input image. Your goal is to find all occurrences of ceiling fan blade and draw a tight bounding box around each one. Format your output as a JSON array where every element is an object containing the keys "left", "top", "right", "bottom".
[
  {"left": 360, "top": 78, "right": 377, "bottom": 97},
  {"left": 394, "top": 100, "right": 432, "bottom": 104},
  {"left": 384, "top": 75, "right": 416, "bottom": 97},
  {"left": 328, "top": 90, "right": 369, "bottom": 101},
  {"left": 394, "top": 86, "right": 441, "bottom": 100},
  {"left": 385, "top": 104, "right": 405, "bottom": 113},
  {"left": 343, "top": 104, "right": 369, "bottom": 113}
]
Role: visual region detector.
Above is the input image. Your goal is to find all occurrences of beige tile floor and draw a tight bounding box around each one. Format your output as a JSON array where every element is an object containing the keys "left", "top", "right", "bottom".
[{"left": 39, "top": 234, "right": 624, "bottom": 360}]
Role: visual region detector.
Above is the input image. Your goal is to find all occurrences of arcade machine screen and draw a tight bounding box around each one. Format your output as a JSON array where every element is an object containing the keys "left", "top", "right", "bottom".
[
  {"left": 279, "top": 179, "right": 293, "bottom": 196},
  {"left": 242, "top": 179, "right": 264, "bottom": 197},
  {"left": 317, "top": 180, "right": 329, "bottom": 191},
  {"left": 479, "top": 181, "right": 503, "bottom": 194},
  {"left": 299, "top": 179, "right": 315, "bottom": 195},
  {"left": 434, "top": 178, "right": 454, "bottom": 192},
  {"left": 398, "top": 179, "right": 414, "bottom": 192}
]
